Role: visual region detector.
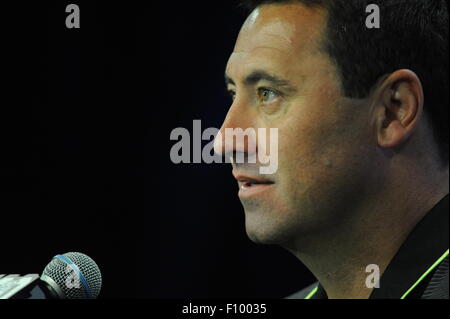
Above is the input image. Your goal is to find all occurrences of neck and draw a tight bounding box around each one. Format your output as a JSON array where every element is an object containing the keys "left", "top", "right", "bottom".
[{"left": 284, "top": 166, "right": 449, "bottom": 299}]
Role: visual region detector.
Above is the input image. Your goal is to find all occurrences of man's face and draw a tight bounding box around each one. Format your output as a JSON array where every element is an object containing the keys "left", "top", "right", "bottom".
[{"left": 215, "top": 4, "right": 376, "bottom": 245}]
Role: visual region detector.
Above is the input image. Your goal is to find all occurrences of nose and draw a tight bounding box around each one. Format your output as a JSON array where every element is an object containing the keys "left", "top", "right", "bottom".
[{"left": 213, "top": 100, "right": 257, "bottom": 161}]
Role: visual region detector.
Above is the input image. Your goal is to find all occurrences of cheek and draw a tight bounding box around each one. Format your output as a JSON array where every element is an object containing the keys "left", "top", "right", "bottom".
[
  {"left": 275, "top": 117, "right": 375, "bottom": 227},
  {"left": 278, "top": 115, "right": 335, "bottom": 173},
  {"left": 276, "top": 107, "right": 366, "bottom": 194},
  {"left": 277, "top": 85, "right": 368, "bottom": 175}
]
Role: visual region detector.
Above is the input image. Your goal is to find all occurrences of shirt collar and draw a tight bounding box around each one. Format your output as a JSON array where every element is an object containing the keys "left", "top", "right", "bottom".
[
  {"left": 310, "top": 194, "right": 449, "bottom": 299},
  {"left": 370, "top": 194, "right": 449, "bottom": 298}
]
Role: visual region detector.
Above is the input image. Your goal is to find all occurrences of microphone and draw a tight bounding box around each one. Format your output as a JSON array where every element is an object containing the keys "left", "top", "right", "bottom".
[{"left": 0, "top": 252, "right": 102, "bottom": 299}]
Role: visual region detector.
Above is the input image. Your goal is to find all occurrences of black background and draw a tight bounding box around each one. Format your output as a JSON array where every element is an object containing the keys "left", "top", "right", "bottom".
[{"left": 0, "top": 1, "right": 314, "bottom": 298}]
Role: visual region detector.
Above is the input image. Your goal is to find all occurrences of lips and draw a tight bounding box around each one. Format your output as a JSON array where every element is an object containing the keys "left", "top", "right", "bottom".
[
  {"left": 235, "top": 177, "right": 274, "bottom": 188},
  {"left": 232, "top": 171, "right": 275, "bottom": 198}
]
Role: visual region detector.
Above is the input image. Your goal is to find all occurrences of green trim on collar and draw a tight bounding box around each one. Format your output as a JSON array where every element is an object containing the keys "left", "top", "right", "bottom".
[
  {"left": 304, "top": 249, "right": 449, "bottom": 299},
  {"left": 400, "top": 249, "right": 449, "bottom": 299},
  {"left": 304, "top": 286, "right": 318, "bottom": 299}
]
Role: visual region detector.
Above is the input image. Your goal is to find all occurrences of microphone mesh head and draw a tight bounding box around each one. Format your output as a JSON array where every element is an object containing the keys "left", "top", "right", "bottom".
[{"left": 41, "top": 252, "right": 102, "bottom": 299}]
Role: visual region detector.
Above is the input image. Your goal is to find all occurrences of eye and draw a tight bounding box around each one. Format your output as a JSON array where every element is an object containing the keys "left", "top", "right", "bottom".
[
  {"left": 227, "top": 89, "right": 236, "bottom": 101},
  {"left": 258, "top": 88, "right": 280, "bottom": 104}
]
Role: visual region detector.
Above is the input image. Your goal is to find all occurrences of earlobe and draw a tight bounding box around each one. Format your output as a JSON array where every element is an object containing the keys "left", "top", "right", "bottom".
[{"left": 378, "top": 119, "right": 408, "bottom": 148}]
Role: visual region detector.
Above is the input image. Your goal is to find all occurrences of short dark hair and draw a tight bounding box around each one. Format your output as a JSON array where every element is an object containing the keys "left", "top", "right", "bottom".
[{"left": 241, "top": 0, "right": 449, "bottom": 165}]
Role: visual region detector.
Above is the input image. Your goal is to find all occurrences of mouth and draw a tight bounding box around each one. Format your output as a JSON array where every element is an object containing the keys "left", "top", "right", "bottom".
[
  {"left": 233, "top": 172, "right": 275, "bottom": 199},
  {"left": 237, "top": 179, "right": 274, "bottom": 188}
]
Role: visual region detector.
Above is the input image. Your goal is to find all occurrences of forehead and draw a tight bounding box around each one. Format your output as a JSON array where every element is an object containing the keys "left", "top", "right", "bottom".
[{"left": 226, "top": 3, "right": 327, "bottom": 80}]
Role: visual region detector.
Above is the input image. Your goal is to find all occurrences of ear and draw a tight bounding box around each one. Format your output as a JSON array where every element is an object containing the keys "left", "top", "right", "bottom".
[{"left": 373, "top": 69, "right": 424, "bottom": 149}]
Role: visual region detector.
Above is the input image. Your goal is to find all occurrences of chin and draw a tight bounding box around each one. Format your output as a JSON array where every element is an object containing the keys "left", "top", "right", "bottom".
[
  {"left": 245, "top": 229, "right": 278, "bottom": 245},
  {"left": 243, "top": 211, "right": 297, "bottom": 245}
]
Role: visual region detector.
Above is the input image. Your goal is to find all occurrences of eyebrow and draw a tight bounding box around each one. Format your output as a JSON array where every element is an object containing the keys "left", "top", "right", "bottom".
[{"left": 225, "top": 70, "right": 297, "bottom": 93}]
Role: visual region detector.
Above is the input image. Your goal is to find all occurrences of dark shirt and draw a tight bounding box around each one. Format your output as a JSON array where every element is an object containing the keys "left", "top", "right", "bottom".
[{"left": 287, "top": 194, "right": 449, "bottom": 299}]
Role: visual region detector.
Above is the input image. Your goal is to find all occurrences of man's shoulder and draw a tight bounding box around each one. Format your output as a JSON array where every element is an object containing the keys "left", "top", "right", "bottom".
[{"left": 285, "top": 282, "right": 319, "bottom": 299}]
